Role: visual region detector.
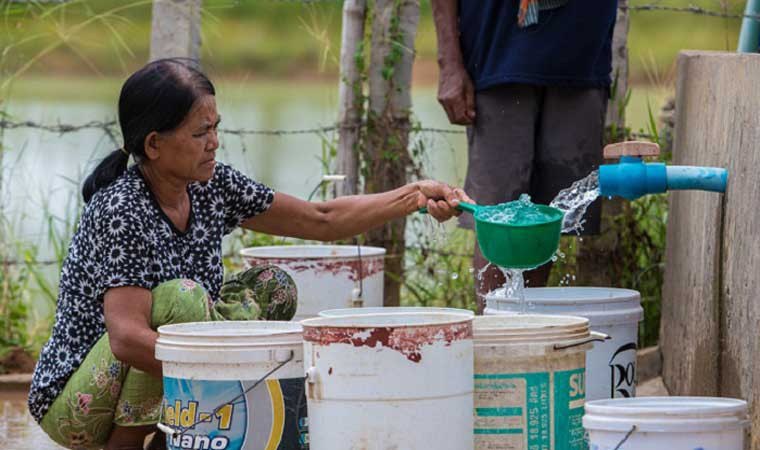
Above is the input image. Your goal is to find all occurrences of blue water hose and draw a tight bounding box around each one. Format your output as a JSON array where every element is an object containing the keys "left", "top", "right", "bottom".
[
  {"left": 738, "top": 0, "right": 760, "bottom": 53},
  {"left": 665, "top": 166, "right": 728, "bottom": 193}
]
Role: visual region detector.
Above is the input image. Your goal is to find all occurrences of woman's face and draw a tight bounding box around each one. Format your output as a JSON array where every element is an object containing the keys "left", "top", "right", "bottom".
[{"left": 150, "top": 94, "right": 220, "bottom": 183}]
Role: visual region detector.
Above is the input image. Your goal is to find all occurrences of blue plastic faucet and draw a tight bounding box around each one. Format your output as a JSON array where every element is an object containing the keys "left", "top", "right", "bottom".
[{"left": 598, "top": 142, "right": 728, "bottom": 201}]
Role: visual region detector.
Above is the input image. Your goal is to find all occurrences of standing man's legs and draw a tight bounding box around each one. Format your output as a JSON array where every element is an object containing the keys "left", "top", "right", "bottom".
[
  {"left": 532, "top": 86, "right": 607, "bottom": 277},
  {"left": 462, "top": 84, "right": 541, "bottom": 312}
]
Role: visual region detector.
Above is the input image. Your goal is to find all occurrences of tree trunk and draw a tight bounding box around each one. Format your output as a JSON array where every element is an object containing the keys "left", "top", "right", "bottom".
[
  {"left": 365, "top": 0, "right": 420, "bottom": 306},
  {"left": 149, "top": 0, "right": 202, "bottom": 63},
  {"left": 574, "top": 0, "right": 629, "bottom": 286},
  {"left": 606, "top": 0, "right": 629, "bottom": 135},
  {"left": 336, "top": 0, "right": 367, "bottom": 197}
]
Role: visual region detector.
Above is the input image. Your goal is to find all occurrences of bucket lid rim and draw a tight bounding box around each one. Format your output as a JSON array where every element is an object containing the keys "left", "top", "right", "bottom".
[
  {"left": 483, "top": 307, "right": 644, "bottom": 325},
  {"left": 301, "top": 312, "right": 474, "bottom": 328},
  {"left": 240, "top": 245, "right": 387, "bottom": 259},
  {"left": 472, "top": 314, "right": 589, "bottom": 332},
  {"left": 157, "top": 320, "right": 303, "bottom": 338},
  {"left": 319, "top": 307, "right": 475, "bottom": 317},
  {"left": 486, "top": 286, "right": 641, "bottom": 304},
  {"left": 585, "top": 396, "right": 748, "bottom": 417}
]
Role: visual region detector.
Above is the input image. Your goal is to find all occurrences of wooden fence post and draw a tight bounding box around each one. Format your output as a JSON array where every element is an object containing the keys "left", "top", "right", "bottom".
[
  {"left": 660, "top": 51, "right": 760, "bottom": 447},
  {"left": 364, "top": 0, "right": 420, "bottom": 306},
  {"left": 149, "top": 0, "right": 202, "bottom": 62},
  {"left": 336, "top": 0, "right": 367, "bottom": 197},
  {"left": 574, "top": 0, "right": 628, "bottom": 286},
  {"left": 606, "top": 0, "right": 629, "bottom": 131}
]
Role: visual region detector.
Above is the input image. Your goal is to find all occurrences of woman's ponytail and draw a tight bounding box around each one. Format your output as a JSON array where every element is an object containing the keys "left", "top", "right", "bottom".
[{"left": 81, "top": 149, "right": 129, "bottom": 203}]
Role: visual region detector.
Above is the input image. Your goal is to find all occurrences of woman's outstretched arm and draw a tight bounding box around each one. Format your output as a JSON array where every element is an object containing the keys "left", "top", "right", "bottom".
[{"left": 241, "top": 181, "right": 471, "bottom": 241}]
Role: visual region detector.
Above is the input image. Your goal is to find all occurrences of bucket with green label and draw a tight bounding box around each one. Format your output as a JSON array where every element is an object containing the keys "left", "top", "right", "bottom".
[{"left": 472, "top": 315, "right": 607, "bottom": 450}]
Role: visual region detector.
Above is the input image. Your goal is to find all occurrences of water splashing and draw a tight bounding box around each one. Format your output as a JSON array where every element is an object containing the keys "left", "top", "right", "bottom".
[
  {"left": 550, "top": 170, "right": 601, "bottom": 234},
  {"left": 476, "top": 263, "right": 492, "bottom": 299},
  {"left": 478, "top": 194, "right": 557, "bottom": 225},
  {"left": 482, "top": 171, "right": 601, "bottom": 313},
  {"left": 421, "top": 214, "right": 449, "bottom": 247},
  {"left": 500, "top": 268, "right": 527, "bottom": 313},
  {"left": 476, "top": 263, "right": 492, "bottom": 282}
]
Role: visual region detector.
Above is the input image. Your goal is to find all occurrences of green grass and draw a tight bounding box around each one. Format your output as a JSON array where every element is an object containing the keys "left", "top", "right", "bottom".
[
  {"left": 628, "top": 3, "right": 743, "bottom": 83},
  {"left": 626, "top": 86, "right": 672, "bottom": 135}
]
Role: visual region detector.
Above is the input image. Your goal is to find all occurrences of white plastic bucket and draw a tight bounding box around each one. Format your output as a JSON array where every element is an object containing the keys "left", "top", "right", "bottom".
[
  {"left": 472, "top": 314, "right": 606, "bottom": 450},
  {"left": 240, "top": 245, "right": 386, "bottom": 320},
  {"left": 155, "top": 321, "right": 308, "bottom": 450},
  {"left": 301, "top": 312, "right": 474, "bottom": 450},
  {"left": 584, "top": 397, "right": 748, "bottom": 450},
  {"left": 485, "top": 287, "right": 643, "bottom": 401},
  {"left": 318, "top": 306, "right": 475, "bottom": 317}
]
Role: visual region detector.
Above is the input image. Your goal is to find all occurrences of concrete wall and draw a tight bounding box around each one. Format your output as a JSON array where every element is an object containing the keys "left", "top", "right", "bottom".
[{"left": 661, "top": 50, "right": 760, "bottom": 448}]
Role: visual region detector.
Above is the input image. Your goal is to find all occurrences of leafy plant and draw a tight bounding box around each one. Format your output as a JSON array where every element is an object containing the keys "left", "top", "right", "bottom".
[
  {"left": 0, "top": 256, "right": 32, "bottom": 355},
  {"left": 401, "top": 223, "right": 477, "bottom": 312}
]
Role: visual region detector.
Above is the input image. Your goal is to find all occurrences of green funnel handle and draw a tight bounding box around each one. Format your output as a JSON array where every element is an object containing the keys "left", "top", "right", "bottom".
[
  {"left": 455, "top": 201, "right": 478, "bottom": 214},
  {"left": 418, "top": 201, "right": 479, "bottom": 215}
]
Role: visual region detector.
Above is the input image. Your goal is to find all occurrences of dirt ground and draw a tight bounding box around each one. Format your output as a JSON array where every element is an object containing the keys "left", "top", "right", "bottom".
[{"left": 0, "top": 348, "right": 36, "bottom": 374}]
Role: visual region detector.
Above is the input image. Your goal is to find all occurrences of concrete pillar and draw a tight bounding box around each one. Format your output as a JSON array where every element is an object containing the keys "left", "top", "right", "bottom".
[
  {"left": 149, "top": 0, "right": 202, "bottom": 62},
  {"left": 661, "top": 50, "right": 760, "bottom": 448}
]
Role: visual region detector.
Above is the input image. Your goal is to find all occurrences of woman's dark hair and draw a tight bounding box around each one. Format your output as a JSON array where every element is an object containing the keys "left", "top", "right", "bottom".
[{"left": 82, "top": 58, "right": 216, "bottom": 203}]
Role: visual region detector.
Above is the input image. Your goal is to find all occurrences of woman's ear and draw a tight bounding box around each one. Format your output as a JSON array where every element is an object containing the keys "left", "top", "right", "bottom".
[{"left": 143, "top": 132, "right": 160, "bottom": 161}]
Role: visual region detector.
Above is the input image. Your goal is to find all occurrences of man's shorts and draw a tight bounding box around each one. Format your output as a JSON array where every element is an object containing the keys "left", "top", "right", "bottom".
[{"left": 459, "top": 83, "right": 606, "bottom": 235}]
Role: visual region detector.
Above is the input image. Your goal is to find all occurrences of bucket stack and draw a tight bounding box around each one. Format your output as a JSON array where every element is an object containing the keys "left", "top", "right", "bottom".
[
  {"left": 154, "top": 298, "right": 748, "bottom": 450},
  {"left": 486, "top": 287, "right": 643, "bottom": 401}
]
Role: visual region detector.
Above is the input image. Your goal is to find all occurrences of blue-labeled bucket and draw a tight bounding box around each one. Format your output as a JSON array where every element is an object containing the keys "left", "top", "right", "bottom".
[{"left": 155, "top": 321, "right": 308, "bottom": 450}]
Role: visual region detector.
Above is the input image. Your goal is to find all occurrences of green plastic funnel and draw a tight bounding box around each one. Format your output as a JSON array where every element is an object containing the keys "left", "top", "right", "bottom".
[{"left": 422, "top": 201, "right": 564, "bottom": 269}]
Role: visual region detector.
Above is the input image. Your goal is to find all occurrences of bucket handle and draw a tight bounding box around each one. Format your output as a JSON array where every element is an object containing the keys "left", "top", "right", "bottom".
[
  {"left": 613, "top": 425, "right": 637, "bottom": 449},
  {"left": 305, "top": 366, "right": 318, "bottom": 384},
  {"left": 156, "top": 350, "right": 295, "bottom": 438},
  {"left": 553, "top": 331, "right": 610, "bottom": 351}
]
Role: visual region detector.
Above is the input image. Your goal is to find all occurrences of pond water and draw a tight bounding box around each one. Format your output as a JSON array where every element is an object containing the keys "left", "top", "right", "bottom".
[
  {"left": 1, "top": 78, "right": 466, "bottom": 242},
  {"left": 0, "top": 391, "right": 64, "bottom": 449}
]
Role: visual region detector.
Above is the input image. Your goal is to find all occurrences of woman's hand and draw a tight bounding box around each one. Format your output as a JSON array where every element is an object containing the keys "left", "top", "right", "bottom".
[{"left": 415, "top": 180, "right": 474, "bottom": 222}]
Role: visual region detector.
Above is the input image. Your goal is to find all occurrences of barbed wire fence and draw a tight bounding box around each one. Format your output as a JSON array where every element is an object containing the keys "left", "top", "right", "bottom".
[
  {"left": 0, "top": 0, "right": 756, "bottom": 268},
  {"left": 0, "top": 117, "right": 479, "bottom": 266},
  {"left": 623, "top": 4, "right": 760, "bottom": 21}
]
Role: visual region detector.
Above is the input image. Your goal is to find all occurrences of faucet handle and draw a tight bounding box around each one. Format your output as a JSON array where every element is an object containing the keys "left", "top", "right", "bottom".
[{"left": 603, "top": 141, "right": 660, "bottom": 159}]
